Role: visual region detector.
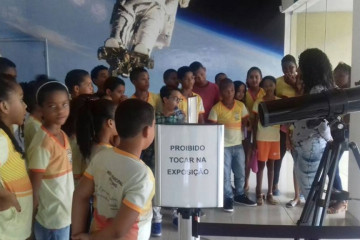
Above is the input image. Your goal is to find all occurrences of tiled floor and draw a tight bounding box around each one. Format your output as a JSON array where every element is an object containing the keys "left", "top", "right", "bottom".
[
  {"left": 150, "top": 152, "right": 357, "bottom": 239},
  {"left": 150, "top": 192, "right": 357, "bottom": 240}
]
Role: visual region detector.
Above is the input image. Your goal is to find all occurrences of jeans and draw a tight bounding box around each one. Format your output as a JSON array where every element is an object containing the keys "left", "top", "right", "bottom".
[
  {"left": 224, "top": 145, "right": 246, "bottom": 199},
  {"left": 34, "top": 220, "right": 70, "bottom": 240},
  {"left": 293, "top": 138, "right": 327, "bottom": 199}
]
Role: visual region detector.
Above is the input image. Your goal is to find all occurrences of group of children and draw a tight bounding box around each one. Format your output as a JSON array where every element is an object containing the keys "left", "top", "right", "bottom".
[{"left": 0, "top": 53, "right": 351, "bottom": 239}]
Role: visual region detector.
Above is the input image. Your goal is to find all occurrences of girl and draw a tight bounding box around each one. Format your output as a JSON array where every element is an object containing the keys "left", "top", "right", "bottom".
[
  {"left": 274, "top": 55, "right": 298, "bottom": 198},
  {"left": 103, "top": 76, "right": 127, "bottom": 104},
  {"left": 234, "top": 80, "right": 247, "bottom": 104},
  {"left": 177, "top": 66, "right": 205, "bottom": 123},
  {"left": 292, "top": 48, "right": 334, "bottom": 200},
  {"left": 27, "top": 81, "right": 74, "bottom": 240},
  {"left": 252, "top": 76, "right": 280, "bottom": 205},
  {"left": 244, "top": 67, "right": 265, "bottom": 192},
  {"left": 0, "top": 79, "right": 33, "bottom": 239},
  {"left": 73, "top": 98, "right": 118, "bottom": 234},
  {"left": 76, "top": 98, "right": 118, "bottom": 161},
  {"left": 62, "top": 94, "right": 99, "bottom": 182}
]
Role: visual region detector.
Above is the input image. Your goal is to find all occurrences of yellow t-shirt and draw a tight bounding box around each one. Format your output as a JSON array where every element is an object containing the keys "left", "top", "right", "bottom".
[
  {"left": 276, "top": 76, "right": 296, "bottom": 98},
  {"left": 0, "top": 129, "right": 33, "bottom": 240},
  {"left": 24, "top": 115, "right": 42, "bottom": 152},
  {"left": 178, "top": 92, "right": 205, "bottom": 122},
  {"left": 28, "top": 126, "right": 74, "bottom": 229},
  {"left": 208, "top": 100, "right": 249, "bottom": 147},
  {"left": 245, "top": 88, "right": 266, "bottom": 121},
  {"left": 252, "top": 97, "right": 281, "bottom": 142},
  {"left": 84, "top": 148, "right": 155, "bottom": 240},
  {"left": 131, "top": 92, "right": 161, "bottom": 112}
]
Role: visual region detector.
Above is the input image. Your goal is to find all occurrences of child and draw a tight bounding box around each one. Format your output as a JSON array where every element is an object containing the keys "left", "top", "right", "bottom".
[
  {"left": 275, "top": 55, "right": 300, "bottom": 205},
  {"left": 234, "top": 80, "right": 251, "bottom": 190},
  {"left": 71, "top": 99, "right": 155, "bottom": 240},
  {"left": 76, "top": 98, "right": 118, "bottom": 161},
  {"left": 157, "top": 85, "right": 185, "bottom": 124},
  {"left": 177, "top": 66, "right": 205, "bottom": 123},
  {"left": 103, "top": 76, "right": 127, "bottom": 104},
  {"left": 21, "top": 75, "right": 50, "bottom": 152},
  {"left": 326, "top": 62, "right": 351, "bottom": 214},
  {"left": 0, "top": 57, "right": 17, "bottom": 80},
  {"left": 75, "top": 98, "right": 118, "bottom": 231},
  {"left": 65, "top": 69, "right": 94, "bottom": 99},
  {"left": 27, "top": 81, "right": 74, "bottom": 239},
  {"left": 208, "top": 78, "right": 256, "bottom": 212},
  {"left": 189, "top": 61, "right": 220, "bottom": 122},
  {"left": 62, "top": 94, "right": 99, "bottom": 182},
  {"left": 152, "top": 86, "right": 186, "bottom": 232},
  {"left": 334, "top": 62, "right": 351, "bottom": 89},
  {"left": 252, "top": 76, "right": 280, "bottom": 206},
  {"left": 91, "top": 65, "right": 109, "bottom": 97},
  {"left": 215, "top": 72, "right": 227, "bottom": 87},
  {"left": 0, "top": 79, "right": 33, "bottom": 239},
  {"left": 234, "top": 80, "right": 247, "bottom": 103},
  {"left": 163, "top": 68, "right": 179, "bottom": 89},
  {"left": 130, "top": 67, "right": 161, "bottom": 112},
  {"left": 244, "top": 67, "right": 265, "bottom": 192}
]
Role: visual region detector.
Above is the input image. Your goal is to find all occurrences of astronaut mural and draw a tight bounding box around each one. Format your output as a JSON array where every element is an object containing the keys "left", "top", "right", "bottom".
[{"left": 98, "top": 0, "right": 190, "bottom": 77}]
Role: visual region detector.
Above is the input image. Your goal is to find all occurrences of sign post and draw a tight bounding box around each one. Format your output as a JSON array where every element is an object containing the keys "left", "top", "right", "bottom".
[{"left": 155, "top": 124, "right": 224, "bottom": 240}]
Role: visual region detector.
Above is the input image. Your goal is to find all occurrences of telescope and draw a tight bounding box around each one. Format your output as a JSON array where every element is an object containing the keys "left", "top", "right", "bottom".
[{"left": 259, "top": 87, "right": 360, "bottom": 127}]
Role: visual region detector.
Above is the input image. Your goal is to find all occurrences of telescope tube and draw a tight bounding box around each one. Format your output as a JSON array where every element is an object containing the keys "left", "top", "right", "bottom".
[{"left": 259, "top": 87, "right": 360, "bottom": 127}]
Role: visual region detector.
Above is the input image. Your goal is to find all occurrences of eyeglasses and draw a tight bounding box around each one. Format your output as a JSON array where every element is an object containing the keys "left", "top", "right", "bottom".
[{"left": 170, "top": 96, "right": 183, "bottom": 103}]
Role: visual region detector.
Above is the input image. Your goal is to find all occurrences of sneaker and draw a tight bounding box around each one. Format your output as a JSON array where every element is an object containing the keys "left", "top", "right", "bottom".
[
  {"left": 151, "top": 222, "right": 162, "bottom": 237},
  {"left": 234, "top": 194, "right": 257, "bottom": 207},
  {"left": 223, "top": 198, "right": 234, "bottom": 212}
]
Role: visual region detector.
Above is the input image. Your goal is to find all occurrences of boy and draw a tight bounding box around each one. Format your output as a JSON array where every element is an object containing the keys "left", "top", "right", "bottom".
[
  {"left": 72, "top": 99, "right": 155, "bottom": 240},
  {"left": 189, "top": 61, "right": 220, "bottom": 122},
  {"left": 130, "top": 67, "right": 162, "bottom": 236},
  {"left": 177, "top": 66, "right": 205, "bottom": 123},
  {"left": 208, "top": 78, "right": 257, "bottom": 212},
  {"left": 163, "top": 68, "right": 179, "bottom": 89},
  {"left": 130, "top": 67, "right": 161, "bottom": 112},
  {"left": 65, "top": 69, "right": 94, "bottom": 99},
  {"left": 215, "top": 72, "right": 227, "bottom": 87},
  {"left": 91, "top": 65, "right": 109, "bottom": 97}
]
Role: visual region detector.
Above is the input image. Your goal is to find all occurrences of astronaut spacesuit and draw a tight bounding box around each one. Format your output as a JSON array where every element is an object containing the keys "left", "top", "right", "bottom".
[{"left": 99, "top": 0, "right": 190, "bottom": 76}]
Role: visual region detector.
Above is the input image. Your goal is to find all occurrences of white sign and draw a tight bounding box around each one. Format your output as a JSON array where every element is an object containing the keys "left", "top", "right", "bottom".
[{"left": 154, "top": 124, "right": 224, "bottom": 208}]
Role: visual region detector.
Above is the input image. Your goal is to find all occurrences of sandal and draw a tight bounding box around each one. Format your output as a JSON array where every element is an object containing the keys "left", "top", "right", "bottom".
[
  {"left": 266, "top": 194, "right": 278, "bottom": 205},
  {"left": 256, "top": 194, "right": 265, "bottom": 206},
  {"left": 327, "top": 201, "right": 348, "bottom": 214},
  {"left": 286, "top": 199, "right": 300, "bottom": 208}
]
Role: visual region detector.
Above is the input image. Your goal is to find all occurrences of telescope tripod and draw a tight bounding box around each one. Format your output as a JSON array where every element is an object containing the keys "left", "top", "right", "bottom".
[{"left": 296, "top": 119, "right": 360, "bottom": 240}]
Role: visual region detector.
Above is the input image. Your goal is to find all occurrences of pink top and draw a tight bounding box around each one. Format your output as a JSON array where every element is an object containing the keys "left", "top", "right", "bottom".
[{"left": 193, "top": 81, "right": 220, "bottom": 122}]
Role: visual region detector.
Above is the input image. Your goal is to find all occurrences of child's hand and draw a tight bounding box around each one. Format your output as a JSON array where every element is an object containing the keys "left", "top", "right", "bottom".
[
  {"left": 0, "top": 191, "right": 21, "bottom": 212},
  {"left": 71, "top": 233, "right": 90, "bottom": 240}
]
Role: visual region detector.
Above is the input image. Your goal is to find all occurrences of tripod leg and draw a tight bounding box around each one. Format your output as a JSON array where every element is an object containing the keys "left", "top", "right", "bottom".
[{"left": 318, "top": 142, "right": 346, "bottom": 225}]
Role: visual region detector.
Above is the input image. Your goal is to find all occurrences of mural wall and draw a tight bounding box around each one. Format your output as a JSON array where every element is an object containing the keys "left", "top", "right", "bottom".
[{"left": 0, "top": 0, "right": 284, "bottom": 95}]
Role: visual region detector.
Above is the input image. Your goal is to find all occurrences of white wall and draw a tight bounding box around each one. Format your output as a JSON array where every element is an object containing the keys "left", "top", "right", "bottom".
[{"left": 347, "top": 0, "right": 360, "bottom": 223}]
